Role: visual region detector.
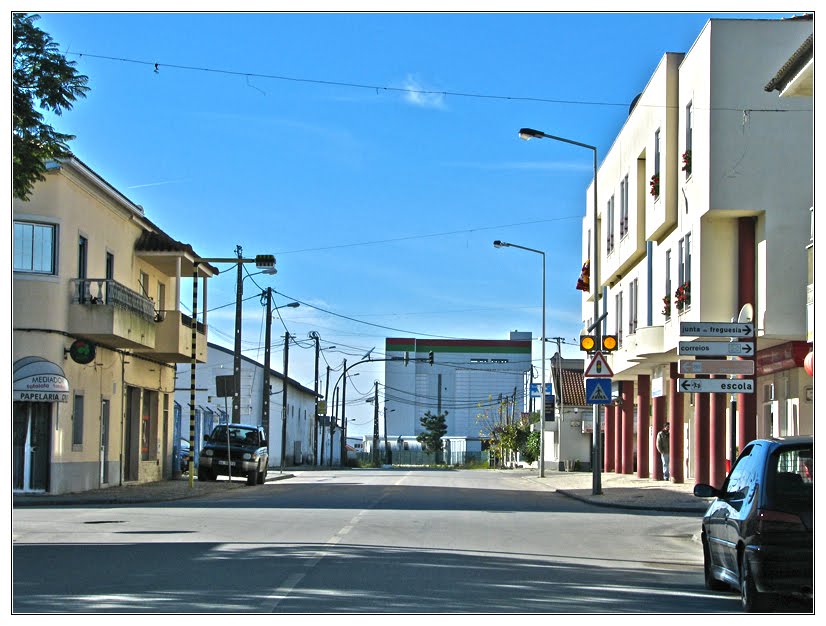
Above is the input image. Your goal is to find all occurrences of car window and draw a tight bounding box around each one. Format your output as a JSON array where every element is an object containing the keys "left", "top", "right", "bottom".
[
  {"left": 768, "top": 446, "right": 813, "bottom": 511},
  {"left": 725, "top": 444, "right": 757, "bottom": 498},
  {"left": 210, "top": 426, "right": 255, "bottom": 446}
]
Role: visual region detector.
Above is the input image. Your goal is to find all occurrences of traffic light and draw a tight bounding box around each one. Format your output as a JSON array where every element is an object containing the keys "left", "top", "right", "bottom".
[
  {"left": 428, "top": 351, "right": 434, "bottom": 365},
  {"left": 579, "top": 334, "right": 619, "bottom": 352},
  {"left": 254, "top": 254, "right": 276, "bottom": 268},
  {"left": 601, "top": 335, "right": 618, "bottom": 352}
]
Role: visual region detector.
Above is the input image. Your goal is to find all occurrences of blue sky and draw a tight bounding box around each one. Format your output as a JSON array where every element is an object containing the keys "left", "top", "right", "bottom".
[{"left": 27, "top": 7, "right": 799, "bottom": 434}]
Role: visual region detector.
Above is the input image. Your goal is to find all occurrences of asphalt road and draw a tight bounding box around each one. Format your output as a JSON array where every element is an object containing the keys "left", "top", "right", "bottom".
[{"left": 13, "top": 468, "right": 744, "bottom": 613}]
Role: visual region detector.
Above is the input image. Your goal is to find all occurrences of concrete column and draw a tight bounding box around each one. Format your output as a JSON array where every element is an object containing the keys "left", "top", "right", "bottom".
[
  {"left": 668, "top": 362, "right": 684, "bottom": 483},
  {"left": 604, "top": 403, "right": 615, "bottom": 472},
  {"left": 710, "top": 376, "right": 727, "bottom": 488},
  {"left": 614, "top": 400, "right": 622, "bottom": 473},
  {"left": 636, "top": 374, "right": 651, "bottom": 479},
  {"left": 738, "top": 216, "right": 757, "bottom": 451},
  {"left": 620, "top": 381, "right": 633, "bottom": 474},
  {"left": 693, "top": 380, "right": 710, "bottom": 486},
  {"left": 652, "top": 395, "right": 666, "bottom": 480}
]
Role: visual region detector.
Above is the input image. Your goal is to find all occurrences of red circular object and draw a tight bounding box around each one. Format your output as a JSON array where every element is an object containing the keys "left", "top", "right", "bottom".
[{"left": 804, "top": 351, "right": 813, "bottom": 376}]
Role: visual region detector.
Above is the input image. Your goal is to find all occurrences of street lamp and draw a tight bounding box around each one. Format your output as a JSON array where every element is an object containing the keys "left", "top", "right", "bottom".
[
  {"left": 493, "top": 239, "right": 546, "bottom": 478},
  {"left": 518, "top": 126, "right": 602, "bottom": 495}
]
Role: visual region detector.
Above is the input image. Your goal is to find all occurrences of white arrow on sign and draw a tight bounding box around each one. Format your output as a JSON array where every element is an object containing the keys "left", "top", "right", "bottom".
[
  {"left": 678, "top": 378, "right": 755, "bottom": 394},
  {"left": 678, "top": 341, "right": 754, "bottom": 357},
  {"left": 678, "top": 359, "right": 755, "bottom": 375},
  {"left": 680, "top": 321, "right": 754, "bottom": 337}
]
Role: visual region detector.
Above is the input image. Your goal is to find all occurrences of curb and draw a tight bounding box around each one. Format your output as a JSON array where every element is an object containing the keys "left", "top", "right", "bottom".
[
  {"left": 554, "top": 488, "right": 709, "bottom": 514},
  {"left": 12, "top": 473, "right": 296, "bottom": 508}
]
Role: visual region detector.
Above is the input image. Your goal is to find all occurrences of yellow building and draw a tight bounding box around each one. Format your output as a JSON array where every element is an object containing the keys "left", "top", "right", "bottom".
[{"left": 13, "top": 156, "right": 216, "bottom": 494}]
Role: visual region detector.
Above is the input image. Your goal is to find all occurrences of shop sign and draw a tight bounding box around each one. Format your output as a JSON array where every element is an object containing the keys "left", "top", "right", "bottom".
[{"left": 14, "top": 374, "right": 70, "bottom": 402}]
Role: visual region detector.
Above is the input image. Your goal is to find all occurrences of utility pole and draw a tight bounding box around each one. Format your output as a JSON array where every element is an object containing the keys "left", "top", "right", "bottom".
[
  {"left": 232, "top": 245, "right": 243, "bottom": 423},
  {"left": 310, "top": 331, "right": 320, "bottom": 465},
  {"left": 340, "top": 358, "right": 347, "bottom": 465},
  {"left": 261, "top": 287, "right": 272, "bottom": 456},
  {"left": 322, "top": 365, "right": 330, "bottom": 466},
  {"left": 383, "top": 407, "right": 390, "bottom": 465},
  {"left": 373, "top": 381, "right": 380, "bottom": 465},
  {"left": 280, "top": 331, "right": 290, "bottom": 471},
  {"left": 553, "top": 337, "right": 565, "bottom": 468}
]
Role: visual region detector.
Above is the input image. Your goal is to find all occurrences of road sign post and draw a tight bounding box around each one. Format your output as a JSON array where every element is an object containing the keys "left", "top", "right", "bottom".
[
  {"left": 677, "top": 378, "right": 755, "bottom": 394},
  {"left": 680, "top": 322, "right": 754, "bottom": 338},
  {"left": 678, "top": 341, "right": 754, "bottom": 357}
]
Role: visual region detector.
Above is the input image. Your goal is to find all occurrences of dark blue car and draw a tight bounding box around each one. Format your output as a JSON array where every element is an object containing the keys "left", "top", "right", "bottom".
[{"left": 694, "top": 436, "right": 813, "bottom": 612}]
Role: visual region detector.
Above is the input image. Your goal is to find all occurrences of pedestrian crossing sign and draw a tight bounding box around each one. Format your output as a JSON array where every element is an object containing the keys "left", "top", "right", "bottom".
[{"left": 585, "top": 378, "right": 613, "bottom": 405}]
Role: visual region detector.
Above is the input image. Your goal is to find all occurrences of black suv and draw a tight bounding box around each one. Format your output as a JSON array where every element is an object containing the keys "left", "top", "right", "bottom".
[
  {"left": 197, "top": 424, "right": 269, "bottom": 486},
  {"left": 694, "top": 436, "right": 813, "bottom": 612}
]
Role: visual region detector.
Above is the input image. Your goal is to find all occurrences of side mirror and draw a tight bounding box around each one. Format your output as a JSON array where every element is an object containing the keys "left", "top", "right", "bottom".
[
  {"left": 693, "top": 484, "right": 722, "bottom": 499},
  {"left": 203, "top": 434, "right": 210, "bottom": 442}
]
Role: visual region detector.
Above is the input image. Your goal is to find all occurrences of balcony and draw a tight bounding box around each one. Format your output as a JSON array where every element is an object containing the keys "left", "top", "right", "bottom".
[
  {"left": 68, "top": 279, "right": 157, "bottom": 349},
  {"left": 145, "top": 310, "right": 208, "bottom": 363}
]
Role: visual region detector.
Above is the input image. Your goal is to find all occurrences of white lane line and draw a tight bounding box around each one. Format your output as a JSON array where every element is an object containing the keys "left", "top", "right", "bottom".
[{"left": 260, "top": 508, "right": 367, "bottom": 612}]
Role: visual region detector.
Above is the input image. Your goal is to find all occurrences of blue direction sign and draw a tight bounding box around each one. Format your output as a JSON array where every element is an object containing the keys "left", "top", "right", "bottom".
[
  {"left": 585, "top": 378, "right": 613, "bottom": 405},
  {"left": 530, "top": 382, "right": 554, "bottom": 398}
]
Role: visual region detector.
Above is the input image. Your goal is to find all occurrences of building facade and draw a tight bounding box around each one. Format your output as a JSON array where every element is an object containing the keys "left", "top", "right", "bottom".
[
  {"left": 384, "top": 332, "right": 533, "bottom": 452},
  {"left": 13, "top": 156, "right": 215, "bottom": 494},
  {"left": 580, "top": 16, "right": 814, "bottom": 487},
  {"left": 173, "top": 342, "right": 321, "bottom": 468}
]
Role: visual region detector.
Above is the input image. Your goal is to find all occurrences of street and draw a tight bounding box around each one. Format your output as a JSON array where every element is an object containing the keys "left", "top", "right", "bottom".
[{"left": 12, "top": 469, "right": 741, "bottom": 613}]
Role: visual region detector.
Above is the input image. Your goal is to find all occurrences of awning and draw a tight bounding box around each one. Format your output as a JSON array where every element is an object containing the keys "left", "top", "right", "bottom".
[{"left": 13, "top": 357, "right": 70, "bottom": 402}]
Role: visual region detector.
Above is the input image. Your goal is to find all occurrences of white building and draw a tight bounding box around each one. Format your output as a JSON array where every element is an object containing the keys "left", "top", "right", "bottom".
[
  {"left": 383, "top": 332, "right": 533, "bottom": 452},
  {"left": 174, "top": 342, "right": 321, "bottom": 468},
  {"left": 578, "top": 16, "right": 813, "bottom": 486}
]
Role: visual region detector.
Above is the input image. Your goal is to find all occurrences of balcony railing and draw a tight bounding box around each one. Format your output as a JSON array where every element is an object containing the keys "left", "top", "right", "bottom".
[{"left": 71, "top": 278, "right": 156, "bottom": 322}]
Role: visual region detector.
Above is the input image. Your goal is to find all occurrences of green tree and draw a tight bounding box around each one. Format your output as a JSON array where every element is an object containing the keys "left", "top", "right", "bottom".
[
  {"left": 523, "top": 431, "right": 540, "bottom": 464},
  {"left": 417, "top": 410, "right": 448, "bottom": 464},
  {"left": 13, "top": 13, "right": 89, "bottom": 200}
]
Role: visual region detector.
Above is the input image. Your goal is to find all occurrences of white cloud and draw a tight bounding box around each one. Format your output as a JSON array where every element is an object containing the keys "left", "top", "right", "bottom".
[{"left": 400, "top": 74, "right": 446, "bottom": 110}]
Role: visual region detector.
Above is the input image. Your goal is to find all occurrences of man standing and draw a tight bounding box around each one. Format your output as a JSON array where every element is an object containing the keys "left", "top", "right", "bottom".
[{"left": 656, "top": 422, "right": 670, "bottom": 481}]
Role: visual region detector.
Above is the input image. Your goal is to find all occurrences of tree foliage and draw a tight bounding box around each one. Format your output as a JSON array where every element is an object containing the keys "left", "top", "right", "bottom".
[
  {"left": 416, "top": 411, "right": 448, "bottom": 461},
  {"left": 13, "top": 13, "right": 90, "bottom": 200}
]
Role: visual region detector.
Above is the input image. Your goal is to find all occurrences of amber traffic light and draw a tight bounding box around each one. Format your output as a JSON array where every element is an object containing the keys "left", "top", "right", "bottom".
[
  {"left": 601, "top": 335, "right": 618, "bottom": 352},
  {"left": 580, "top": 335, "right": 596, "bottom": 352}
]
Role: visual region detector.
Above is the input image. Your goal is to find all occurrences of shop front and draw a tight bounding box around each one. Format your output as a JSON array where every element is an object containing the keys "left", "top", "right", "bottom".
[{"left": 13, "top": 357, "right": 70, "bottom": 493}]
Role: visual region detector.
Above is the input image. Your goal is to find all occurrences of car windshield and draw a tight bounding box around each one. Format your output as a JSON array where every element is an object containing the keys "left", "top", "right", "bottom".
[
  {"left": 767, "top": 445, "right": 813, "bottom": 511},
  {"left": 210, "top": 426, "right": 258, "bottom": 447}
]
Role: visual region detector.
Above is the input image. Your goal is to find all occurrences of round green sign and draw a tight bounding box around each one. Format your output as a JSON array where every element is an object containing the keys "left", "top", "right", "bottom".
[{"left": 69, "top": 339, "right": 96, "bottom": 365}]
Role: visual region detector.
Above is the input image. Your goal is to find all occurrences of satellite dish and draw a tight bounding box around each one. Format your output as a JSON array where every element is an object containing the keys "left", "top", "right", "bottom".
[{"left": 737, "top": 303, "right": 754, "bottom": 324}]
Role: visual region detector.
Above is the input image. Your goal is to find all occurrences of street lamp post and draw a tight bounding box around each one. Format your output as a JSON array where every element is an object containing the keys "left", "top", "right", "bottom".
[
  {"left": 518, "top": 127, "right": 602, "bottom": 495},
  {"left": 493, "top": 240, "right": 546, "bottom": 478}
]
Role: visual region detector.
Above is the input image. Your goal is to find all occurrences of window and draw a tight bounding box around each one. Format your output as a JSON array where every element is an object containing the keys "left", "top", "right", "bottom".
[
  {"left": 14, "top": 221, "right": 57, "bottom": 274},
  {"left": 470, "top": 358, "right": 489, "bottom": 364},
  {"left": 606, "top": 195, "right": 615, "bottom": 254},
  {"left": 615, "top": 291, "right": 623, "bottom": 347},
  {"left": 78, "top": 236, "right": 88, "bottom": 279},
  {"left": 105, "top": 252, "right": 114, "bottom": 281},
  {"left": 629, "top": 278, "right": 638, "bottom": 335},
  {"left": 491, "top": 359, "right": 509, "bottom": 364},
  {"left": 620, "top": 175, "right": 629, "bottom": 238},
  {"left": 678, "top": 233, "right": 692, "bottom": 287},
  {"left": 654, "top": 129, "right": 661, "bottom": 177},
  {"left": 664, "top": 249, "right": 672, "bottom": 319},
  {"left": 139, "top": 270, "right": 150, "bottom": 299},
  {"left": 72, "top": 393, "right": 84, "bottom": 447},
  {"left": 684, "top": 102, "right": 693, "bottom": 177}
]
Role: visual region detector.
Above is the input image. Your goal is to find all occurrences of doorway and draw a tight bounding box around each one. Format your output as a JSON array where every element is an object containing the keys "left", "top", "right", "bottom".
[
  {"left": 13, "top": 401, "right": 51, "bottom": 492},
  {"left": 100, "top": 399, "right": 110, "bottom": 485}
]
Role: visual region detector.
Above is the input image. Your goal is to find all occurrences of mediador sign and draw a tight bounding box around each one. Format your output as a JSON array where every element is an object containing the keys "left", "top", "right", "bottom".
[{"left": 13, "top": 374, "right": 70, "bottom": 402}]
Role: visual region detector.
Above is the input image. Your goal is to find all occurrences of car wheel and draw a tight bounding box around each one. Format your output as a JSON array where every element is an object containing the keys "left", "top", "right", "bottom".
[
  {"left": 247, "top": 465, "right": 258, "bottom": 486},
  {"left": 198, "top": 467, "right": 216, "bottom": 482},
  {"left": 257, "top": 467, "right": 266, "bottom": 484},
  {"left": 740, "top": 554, "right": 772, "bottom": 612},
  {"left": 702, "top": 537, "right": 728, "bottom": 591}
]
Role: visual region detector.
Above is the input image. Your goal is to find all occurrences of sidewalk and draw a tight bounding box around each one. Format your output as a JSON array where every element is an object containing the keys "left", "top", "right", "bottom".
[
  {"left": 12, "top": 467, "right": 710, "bottom": 513},
  {"left": 522, "top": 468, "right": 709, "bottom": 513}
]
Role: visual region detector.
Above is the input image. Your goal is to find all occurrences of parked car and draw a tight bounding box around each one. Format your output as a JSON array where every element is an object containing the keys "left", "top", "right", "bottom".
[
  {"left": 197, "top": 424, "right": 269, "bottom": 486},
  {"left": 179, "top": 438, "right": 191, "bottom": 473},
  {"left": 694, "top": 436, "right": 813, "bottom": 612}
]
